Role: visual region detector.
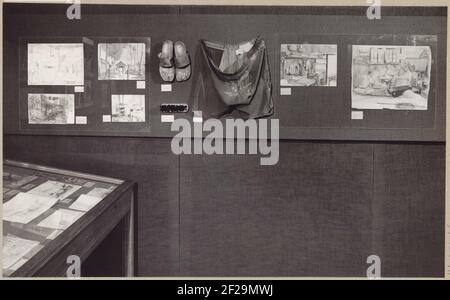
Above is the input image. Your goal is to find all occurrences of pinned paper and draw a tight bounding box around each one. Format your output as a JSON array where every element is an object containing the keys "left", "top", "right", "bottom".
[
  {"left": 161, "top": 115, "right": 174, "bottom": 123},
  {"left": 280, "top": 88, "right": 292, "bottom": 96},
  {"left": 351, "top": 111, "right": 364, "bottom": 120},
  {"left": 136, "top": 81, "right": 146, "bottom": 89},
  {"left": 161, "top": 84, "right": 172, "bottom": 92},
  {"left": 102, "top": 115, "right": 112, "bottom": 122},
  {"left": 75, "top": 116, "right": 87, "bottom": 124},
  {"left": 74, "top": 86, "right": 84, "bottom": 93}
]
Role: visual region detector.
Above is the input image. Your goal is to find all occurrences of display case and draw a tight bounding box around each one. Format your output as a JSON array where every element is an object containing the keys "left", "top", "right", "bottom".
[{"left": 2, "top": 160, "right": 135, "bottom": 277}]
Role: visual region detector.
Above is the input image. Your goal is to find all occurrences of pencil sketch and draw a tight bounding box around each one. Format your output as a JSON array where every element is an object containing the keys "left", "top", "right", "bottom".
[
  {"left": 28, "top": 43, "right": 84, "bottom": 86},
  {"left": 111, "top": 94, "right": 145, "bottom": 122},
  {"left": 28, "top": 94, "right": 75, "bottom": 124},
  {"left": 352, "top": 45, "right": 431, "bottom": 110},
  {"left": 28, "top": 180, "right": 82, "bottom": 201},
  {"left": 280, "top": 44, "right": 337, "bottom": 87},
  {"left": 98, "top": 43, "right": 146, "bottom": 80}
]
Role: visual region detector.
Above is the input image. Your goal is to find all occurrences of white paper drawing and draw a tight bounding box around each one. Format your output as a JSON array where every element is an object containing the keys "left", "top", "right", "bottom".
[
  {"left": 28, "top": 93, "right": 75, "bottom": 124},
  {"left": 111, "top": 94, "right": 145, "bottom": 122},
  {"left": 98, "top": 43, "right": 146, "bottom": 80},
  {"left": 3, "top": 192, "right": 59, "bottom": 224},
  {"left": 28, "top": 43, "right": 84, "bottom": 86},
  {"left": 3, "top": 235, "right": 40, "bottom": 270},
  {"left": 37, "top": 209, "right": 84, "bottom": 230},
  {"left": 280, "top": 44, "right": 337, "bottom": 87},
  {"left": 352, "top": 45, "right": 431, "bottom": 110},
  {"left": 28, "top": 180, "right": 81, "bottom": 201},
  {"left": 69, "top": 194, "right": 103, "bottom": 212},
  {"left": 86, "top": 187, "right": 114, "bottom": 199}
]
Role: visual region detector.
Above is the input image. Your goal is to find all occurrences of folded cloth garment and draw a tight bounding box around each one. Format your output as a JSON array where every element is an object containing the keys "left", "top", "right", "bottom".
[{"left": 195, "top": 36, "right": 274, "bottom": 119}]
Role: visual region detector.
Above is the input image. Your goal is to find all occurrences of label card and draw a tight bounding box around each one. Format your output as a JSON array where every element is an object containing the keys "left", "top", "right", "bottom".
[
  {"left": 280, "top": 88, "right": 292, "bottom": 96},
  {"left": 161, "top": 84, "right": 172, "bottom": 92},
  {"left": 75, "top": 116, "right": 87, "bottom": 124},
  {"left": 74, "top": 86, "right": 84, "bottom": 93},
  {"left": 351, "top": 111, "right": 364, "bottom": 120},
  {"left": 102, "top": 115, "right": 112, "bottom": 122},
  {"left": 161, "top": 115, "right": 175, "bottom": 123},
  {"left": 136, "top": 81, "right": 146, "bottom": 89}
]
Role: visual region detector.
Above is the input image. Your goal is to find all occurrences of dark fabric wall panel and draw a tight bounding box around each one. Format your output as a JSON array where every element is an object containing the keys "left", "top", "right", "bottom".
[
  {"left": 3, "top": 136, "right": 445, "bottom": 277},
  {"left": 3, "top": 135, "right": 180, "bottom": 276},
  {"left": 372, "top": 144, "right": 445, "bottom": 277},
  {"left": 179, "top": 142, "right": 374, "bottom": 276}
]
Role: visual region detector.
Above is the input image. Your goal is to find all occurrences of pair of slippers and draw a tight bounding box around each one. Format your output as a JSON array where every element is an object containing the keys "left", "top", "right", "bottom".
[{"left": 158, "top": 40, "right": 191, "bottom": 82}]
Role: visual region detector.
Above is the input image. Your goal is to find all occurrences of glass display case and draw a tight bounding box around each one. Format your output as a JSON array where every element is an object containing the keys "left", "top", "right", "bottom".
[{"left": 2, "top": 160, "right": 134, "bottom": 277}]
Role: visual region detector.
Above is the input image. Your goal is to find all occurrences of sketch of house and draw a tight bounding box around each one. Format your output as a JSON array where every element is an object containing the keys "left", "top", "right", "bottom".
[
  {"left": 280, "top": 44, "right": 337, "bottom": 87},
  {"left": 98, "top": 43, "right": 146, "bottom": 80},
  {"left": 28, "top": 94, "right": 75, "bottom": 124},
  {"left": 28, "top": 43, "right": 84, "bottom": 86}
]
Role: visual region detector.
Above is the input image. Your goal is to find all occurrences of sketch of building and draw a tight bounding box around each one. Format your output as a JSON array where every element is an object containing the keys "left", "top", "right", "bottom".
[
  {"left": 28, "top": 43, "right": 84, "bottom": 86},
  {"left": 98, "top": 43, "right": 146, "bottom": 80},
  {"left": 280, "top": 44, "right": 337, "bottom": 87},
  {"left": 28, "top": 94, "right": 75, "bottom": 124},
  {"left": 111, "top": 94, "right": 145, "bottom": 122},
  {"left": 352, "top": 45, "right": 431, "bottom": 110}
]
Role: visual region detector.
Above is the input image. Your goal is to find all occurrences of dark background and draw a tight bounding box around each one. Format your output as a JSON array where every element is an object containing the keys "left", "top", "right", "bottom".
[{"left": 2, "top": 4, "right": 446, "bottom": 277}]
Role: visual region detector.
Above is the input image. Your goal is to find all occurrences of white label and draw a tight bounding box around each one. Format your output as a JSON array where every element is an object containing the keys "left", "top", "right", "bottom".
[
  {"left": 161, "top": 84, "right": 172, "bottom": 92},
  {"left": 75, "top": 116, "right": 87, "bottom": 124},
  {"left": 161, "top": 115, "right": 175, "bottom": 123},
  {"left": 280, "top": 88, "right": 291, "bottom": 96},
  {"left": 136, "top": 81, "right": 146, "bottom": 89},
  {"left": 236, "top": 41, "right": 253, "bottom": 55},
  {"left": 74, "top": 86, "right": 84, "bottom": 93},
  {"left": 351, "top": 111, "right": 364, "bottom": 120},
  {"left": 102, "top": 115, "right": 111, "bottom": 122},
  {"left": 193, "top": 117, "right": 203, "bottom": 123}
]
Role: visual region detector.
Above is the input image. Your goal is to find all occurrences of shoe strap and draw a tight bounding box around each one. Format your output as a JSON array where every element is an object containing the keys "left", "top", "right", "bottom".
[
  {"left": 175, "top": 55, "right": 190, "bottom": 69},
  {"left": 159, "top": 54, "right": 174, "bottom": 68}
]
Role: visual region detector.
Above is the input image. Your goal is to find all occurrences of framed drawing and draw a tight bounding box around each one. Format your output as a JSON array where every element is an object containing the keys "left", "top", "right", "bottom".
[{"left": 27, "top": 43, "right": 84, "bottom": 86}]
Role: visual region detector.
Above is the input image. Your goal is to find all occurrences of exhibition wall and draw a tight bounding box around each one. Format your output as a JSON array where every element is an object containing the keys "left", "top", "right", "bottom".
[{"left": 3, "top": 4, "right": 446, "bottom": 277}]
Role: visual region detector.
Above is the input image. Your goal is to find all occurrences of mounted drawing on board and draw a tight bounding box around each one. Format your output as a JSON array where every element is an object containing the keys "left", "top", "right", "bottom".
[
  {"left": 280, "top": 44, "right": 337, "bottom": 87},
  {"left": 98, "top": 43, "right": 146, "bottom": 80},
  {"left": 28, "top": 94, "right": 75, "bottom": 124},
  {"left": 351, "top": 45, "right": 432, "bottom": 110},
  {"left": 111, "top": 94, "right": 145, "bottom": 122},
  {"left": 27, "top": 43, "right": 84, "bottom": 86}
]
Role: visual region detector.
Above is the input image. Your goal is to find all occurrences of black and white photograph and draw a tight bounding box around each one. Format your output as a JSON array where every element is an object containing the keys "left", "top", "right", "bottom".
[
  {"left": 280, "top": 44, "right": 337, "bottom": 87},
  {"left": 111, "top": 94, "right": 145, "bottom": 122},
  {"left": 98, "top": 43, "right": 146, "bottom": 80},
  {"left": 27, "top": 43, "right": 84, "bottom": 86},
  {"left": 352, "top": 45, "right": 432, "bottom": 110},
  {"left": 1, "top": 1, "right": 448, "bottom": 286},
  {"left": 27, "top": 93, "right": 75, "bottom": 124}
]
